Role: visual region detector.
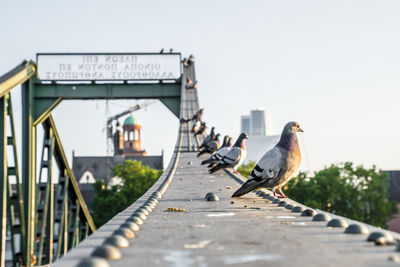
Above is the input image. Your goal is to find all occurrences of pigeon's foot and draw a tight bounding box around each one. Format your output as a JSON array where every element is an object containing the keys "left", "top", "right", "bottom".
[
  {"left": 233, "top": 171, "right": 240, "bottom": 174},
  {"left": 276, "top": 195, "right": 287, "bottom": 199}
]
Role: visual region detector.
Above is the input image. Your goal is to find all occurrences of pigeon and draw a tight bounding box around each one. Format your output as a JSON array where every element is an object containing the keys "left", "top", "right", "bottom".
[
  {"left": 231, "top": 121, "right": 303, "bottom": 198},
  {"left": 191, "top": 108, "right": 204, "bottom": 122},
  {"left": 192, "top": 120, "right": 202, "bottom": 133},
  {"left": 199, "top": 127, "right": 216, "bottom": 148},
  {"left": 201, "top": 136, "right": 232, "bottom": 166},
  {"left": 208, "top": 133, "right": 248, "bottom": 174},
  {"left": 197, "top": 134, "right": 221, "bottom": 157},
  {"left": 194, "top": 122, "right": 207, "bottom": 137}
]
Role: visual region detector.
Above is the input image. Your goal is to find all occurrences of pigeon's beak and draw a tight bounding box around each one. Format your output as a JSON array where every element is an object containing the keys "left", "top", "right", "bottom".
[{"left": 298, "top": 127, "right": 304, "bottom": 133}]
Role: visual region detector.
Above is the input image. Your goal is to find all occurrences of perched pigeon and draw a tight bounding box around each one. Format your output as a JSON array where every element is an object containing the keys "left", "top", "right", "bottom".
[
  {"left": 192, "top": 120, "right": 202, "bottom": 133},
  {"left": 197, "top": 134, "right": 221, "bottom": 157},
  {"left": 208, "top": 133, "right": 248, "bottom": 174},
  {"left": 231, "top": 121, "right": 303, "bottom": 198},
  {"left": 191, "top": 108, "right": 204, "bottom": 122},
  {"left": 201, "top": 136, "right": 233, "bottom": 167},
  {"left": 194, "top": 122, "right": 207, "bottom": 137},
  {"left": 199, "top": 127, "right": 216, "bottom": 149}
]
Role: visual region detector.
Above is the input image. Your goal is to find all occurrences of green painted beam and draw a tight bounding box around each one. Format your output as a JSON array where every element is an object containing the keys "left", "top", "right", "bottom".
[
  {"left": 159, "top": 97, "right": 181, "bottom": 118},
  {"left": 22, "top": 78, "right": 36, "bottom": 267},
  {"left": 0, "top": 96, "right": 7, "bottom": 267},
  {"left": 33, "top": 82, "right": 181, "bottom": 99}
]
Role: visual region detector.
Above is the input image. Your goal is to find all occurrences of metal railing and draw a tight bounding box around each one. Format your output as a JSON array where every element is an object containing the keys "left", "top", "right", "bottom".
[{"left": 0, "top": 62, "right": 96, "bottom": 267}]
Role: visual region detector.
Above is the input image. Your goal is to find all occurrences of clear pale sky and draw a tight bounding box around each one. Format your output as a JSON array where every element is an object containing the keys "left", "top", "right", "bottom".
[{"left": 1, "top": 1, "right": 400, "bottom": 173}]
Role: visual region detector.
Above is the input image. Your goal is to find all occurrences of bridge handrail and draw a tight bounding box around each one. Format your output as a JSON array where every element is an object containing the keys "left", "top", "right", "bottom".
[
  {"left": 0, "top": 61, "right": 36, "bottom": 98},
  {"left": 43, "top": 115, "right": 97, "bottom": 232}
]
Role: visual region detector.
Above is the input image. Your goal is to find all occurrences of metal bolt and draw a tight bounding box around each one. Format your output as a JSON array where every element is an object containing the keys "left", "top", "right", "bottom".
[
  {"left": 133, "top": 212, "right": 147, "bottom": 220},
  {"left": 152, "top": 191, "right": 162, "bottom": 199},
  {"left": 205, "top": 192, "right": 219, "bottom": 201},
  {"left": 291, "top": 206, "right": 305, "bottom": 213},
  {"left": 137, "top": 208, "right": 149, "bottom": 216},
  {"left": 278, "top": 201, "right": 288, "bottom": 207},
  {"left": 301, "top": 209, "right": 317, "bottom": 217},
  {"left": 367, "top": 231, "right": 394, "bottom": 245},
  {"left": 327, "top": 218, "right": 348, "bottom": 228},
  {"left": 121, "top": 222, "right": 139, "bottom": 232},
  {"left": 127, "top": 216, "right": 143, "bottom": 225},
  {"left": 91, "top": 245, "right": 122, "bottom": 260},
  {"left": 272, "top": 199, "right": 281, "bottom": 204},
  {"left": 114, "top": 227, "right": 135, "bottom": 239},
  {"left": 312, "top": 213, "right": 331, "bottom": 221},
  {"left": 77, "top": 257, "right": 111, "bottom": 267},
  {"left": 344, "top": 224, "right": 369, "bottom": 234},
  {"left": 104, "top": 235, "right": 130, "bottom": 248},
  {"left": 285, "top": 204, "right": 294, "bottom": 210}
]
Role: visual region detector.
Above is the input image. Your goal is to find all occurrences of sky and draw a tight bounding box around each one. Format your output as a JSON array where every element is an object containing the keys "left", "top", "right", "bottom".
[{"left": 1, "top": 0, "right": 400, "bottom": 173}]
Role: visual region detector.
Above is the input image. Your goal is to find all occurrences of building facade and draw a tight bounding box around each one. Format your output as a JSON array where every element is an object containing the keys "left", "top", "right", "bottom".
[{"left": 72, "top": 115, "right": 163, "bottom": 213}]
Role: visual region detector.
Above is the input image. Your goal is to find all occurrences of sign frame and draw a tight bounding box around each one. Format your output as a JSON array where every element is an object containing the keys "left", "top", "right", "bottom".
[{"left": 36, "top": 52, "right": 182, "bottom": 82}]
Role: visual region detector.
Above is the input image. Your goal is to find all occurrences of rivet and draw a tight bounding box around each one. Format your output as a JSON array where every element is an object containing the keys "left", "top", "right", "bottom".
[
  {"left": 143, "top": 204, "right": 154, "bottom": 210},
  {"left": 77, "top": 257, "right": 111, "bottom": 267},
  {"left": 137, "top": 208, "right": 149, "bottom": 216},
  {"left": 301, "top": 209, "right": 317, "bottom": 217},
  {"left": 205, "top": 192, "right": 219, "bottom": 201},
  {"left": 152, "top": 191, "right": 162, "bottom": 199},
  {"left": 121, "top": 222, "right": 139, "bottom": 232},
  {"left": 127, "top": 216, "right": 143, "bottom": 225},
  {"left": 91, "top": 245, "right": 121, "bottom": 260},
  {"left": 327, "top": 218, "right": 348, "bottom": 228},
  {"left": 188, "top": 161, "right": 193, "bottom": 165},
  {"left": 312, "top": 213, "right": 331, "bottom": 221},
  {"left": 285, "top": 204, "right": 294, "bottom": 210},
  {"left": 278, "top": 201, "right": 288, "bottom": 207},
  {"left": 367, "top": 231, "right": 394, "bottom": 245},
  {"left": 272, "top": 199, "right": 281, "bottom": 204},
  {"left": 114, "top": 227, "right": 135, "bottom": 239},
  {"left": 104, "top": 235, "right": 130, "bottom": 248},
  {"left": 133, "top": 212, "right": 147, "bottom": 220},
  {"left": 344, "top": 224, "right": 369, "bottom": 234},
  {"left": 291, "top": 206, "right": 305, "bottom": 213}
]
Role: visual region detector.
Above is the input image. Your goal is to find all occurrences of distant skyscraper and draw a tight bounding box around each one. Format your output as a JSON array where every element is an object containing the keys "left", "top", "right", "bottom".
[
  {"left": 250, "top": 108, "right": 266, "bottom": 136},
  {"left": 240, "top": 115, "right": 250, "bottom": 135}
]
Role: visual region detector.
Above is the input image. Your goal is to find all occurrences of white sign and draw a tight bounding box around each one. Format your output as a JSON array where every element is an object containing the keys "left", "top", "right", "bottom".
[{"left": 36, "top": 53, "right": 182, "bottom": 81}]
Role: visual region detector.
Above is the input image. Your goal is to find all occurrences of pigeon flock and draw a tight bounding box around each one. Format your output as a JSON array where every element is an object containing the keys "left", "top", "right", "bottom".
[{"left": 183, "top": 110, "right": 304, "bottom": 199}]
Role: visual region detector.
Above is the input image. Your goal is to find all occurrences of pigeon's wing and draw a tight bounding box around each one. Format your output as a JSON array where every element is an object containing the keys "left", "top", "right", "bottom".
[
  {"left": 249, "top": 147, "right": 283, "bottom": 182},
  {"left": 215, "top": 147, "right": 229, "bottom": 159},
  {"left": 220, "top": 147, "right": 242, "bottom": 166},
  {"left": 206, "top": 141, "right": 217, "bottom": 151},
  {"left": 232, "top": 147, "right": 283, "bottom": 197}
]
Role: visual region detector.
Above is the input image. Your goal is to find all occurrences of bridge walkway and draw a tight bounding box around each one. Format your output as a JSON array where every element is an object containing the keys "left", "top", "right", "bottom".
[{"left": 51, "top": 61, "right": 400, "bottom": 267}]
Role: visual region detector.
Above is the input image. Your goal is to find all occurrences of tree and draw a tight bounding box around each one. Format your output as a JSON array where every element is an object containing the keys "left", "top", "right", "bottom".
[
  {"left": 238, "top": 162, "right": 398, "bottom": 228},
  {"left": 92, "top": 160, "right": 163, "bottom": 227}
]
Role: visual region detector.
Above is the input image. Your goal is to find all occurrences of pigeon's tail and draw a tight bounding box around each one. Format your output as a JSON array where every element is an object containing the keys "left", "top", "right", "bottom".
[
  {"left": 197, "top": 150, "right": 207, "bottom": 157},
  {"left": 208, "top": 163, "right": 227, "bottom": 174},
  {"left": 232, "top": 179, "right": 261, "bottom": 197},
  {"left": 207, "top": 162, "right": 217, "bottom": 168},
  {"left": 201, "top": 158, "right": 213, "bottom": 165}
]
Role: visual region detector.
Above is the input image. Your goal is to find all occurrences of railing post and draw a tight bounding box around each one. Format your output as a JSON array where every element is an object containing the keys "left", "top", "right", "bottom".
[
  {"left": 22, "top": 78, "right": 37, "bottom": 267},
  {"left": 0, "top": 95, "right": 7, "bottom": 267}
]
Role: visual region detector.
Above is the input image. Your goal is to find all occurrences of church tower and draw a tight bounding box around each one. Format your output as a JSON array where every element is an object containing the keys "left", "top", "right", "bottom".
[{"left": 122, "top": 115, "right": 146, "bottom": 156}]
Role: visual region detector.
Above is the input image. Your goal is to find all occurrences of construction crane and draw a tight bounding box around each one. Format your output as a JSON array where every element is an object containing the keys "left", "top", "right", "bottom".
[{"left": 106, "top": 100, "right": 156, "bottom": 140}]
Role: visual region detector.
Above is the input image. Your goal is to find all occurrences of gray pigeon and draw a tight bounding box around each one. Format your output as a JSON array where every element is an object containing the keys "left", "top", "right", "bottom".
[
  {"left": 208, "top": 133, "right": 248, "bottom": 174},
  {"left": 232, "top": 122, "right": 303, "bottom": 198},
  {"left": 192, "top": 120, "right": 202, "bottom": 133},
  {"left": 197, "top": 133, "right": 221, "bottom": 157},
  {"left": 194, "top": 122, "right": 207, "bottom": 137},
  {"left": 201, "top": 135, "right": 231, "bottom": 165},
  {"left": 199, "top": 127, "right": 215, "bottom": 149}
]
